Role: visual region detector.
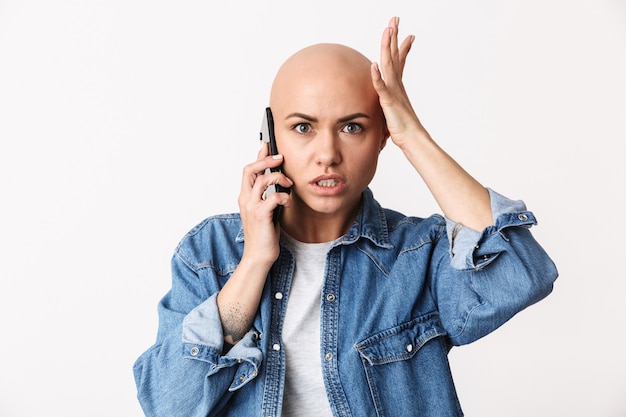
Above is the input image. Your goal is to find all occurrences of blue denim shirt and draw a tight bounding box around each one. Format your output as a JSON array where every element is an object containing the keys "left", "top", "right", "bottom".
[{"left": 133, "top": 188, "right": 558, "bottom": 417}]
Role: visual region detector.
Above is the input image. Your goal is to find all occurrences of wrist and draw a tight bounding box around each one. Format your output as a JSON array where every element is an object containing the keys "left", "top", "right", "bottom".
[
  {"left": 239, "top": 251, "right": 276, "bottom": 276},
  {"left": 393, "top": 125, "right": 432, "bottom": 153}
]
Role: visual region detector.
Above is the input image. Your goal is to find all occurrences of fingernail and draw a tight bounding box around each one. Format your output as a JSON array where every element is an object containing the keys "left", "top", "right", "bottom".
[{"left": 272, "top": 154, "right": 283, "bottom": 159}]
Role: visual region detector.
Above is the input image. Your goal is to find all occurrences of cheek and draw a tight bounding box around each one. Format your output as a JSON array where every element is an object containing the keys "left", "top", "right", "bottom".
[
  {"left": 351, "top": 149, "right": 381, "bottom": 180},
  {"left": 275, "top": 138, "right": 298, "bottom": 166},
  {"left": 281, "top": 150, "right": 304, "bottom": 178}
]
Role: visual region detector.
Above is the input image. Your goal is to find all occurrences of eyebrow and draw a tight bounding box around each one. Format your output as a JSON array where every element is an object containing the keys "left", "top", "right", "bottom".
[{"left": 285, "top": 112, "right": 370, "bottom": 123}]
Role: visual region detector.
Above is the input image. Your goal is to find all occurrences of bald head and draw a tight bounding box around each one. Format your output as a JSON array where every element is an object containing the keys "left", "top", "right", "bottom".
[
  {"left": 281, "top": 42, "right": 372, "bottom": 68},
  {"left": 271, "top": 44, "right": 372, "bottom": 93},
  {"left": 269, "top": 43, "right": 382, "bottom": 128}
]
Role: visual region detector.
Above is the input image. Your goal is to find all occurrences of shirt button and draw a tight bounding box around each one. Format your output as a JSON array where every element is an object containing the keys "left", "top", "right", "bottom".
[
  {"left": 406, "top": 344, "right": 413, "bottom": 353},
  {"left": 190, "top": 347, "right": 199, "bottom": 356},
  {"left": 518, "top": 213, "right": 529, "bottom": 221},
  {"left": 326, "top": 294, "right": 336, "bottom": 302},
  {"left": 272, "top": 343, "right": 281, "bottom": 351},
  {"left": 275, "top": 292, "right": 283, "bottom": 300},
  {"left": 325, "top": 353, "right": 333, "bottom": 361}
]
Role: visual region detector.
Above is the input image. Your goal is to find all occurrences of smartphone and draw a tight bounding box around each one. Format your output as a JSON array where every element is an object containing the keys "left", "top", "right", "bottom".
[{"left": 259, "top": 107, "right": 290, "bottom": 222}]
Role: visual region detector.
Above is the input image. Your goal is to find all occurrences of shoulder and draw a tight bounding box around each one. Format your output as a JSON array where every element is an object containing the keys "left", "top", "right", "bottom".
[
  {"left": 359, "top": 189, "right": 448, "bottom": 249},
  {"left": 382, "top": 206, "right": 447, "bottom": 239},
  {"left": 178, "top": 213, "right": 243, "bottom": 244},
  {"left": 174, "top": 213, "right": 243, "bottom": 273}
]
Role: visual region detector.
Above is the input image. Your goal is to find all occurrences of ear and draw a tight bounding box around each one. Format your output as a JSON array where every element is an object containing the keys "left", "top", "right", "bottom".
[{"left": 379, "top": 126, "right": 390, "bottom": 152}]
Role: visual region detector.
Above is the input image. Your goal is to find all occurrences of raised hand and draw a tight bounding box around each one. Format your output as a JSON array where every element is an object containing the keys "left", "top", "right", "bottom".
[
  {"left": 370, "top": 17, "right": 425, "bottom": 149},
  {"left": 371, "top": 17, "right": 492, "bottom": 231}
]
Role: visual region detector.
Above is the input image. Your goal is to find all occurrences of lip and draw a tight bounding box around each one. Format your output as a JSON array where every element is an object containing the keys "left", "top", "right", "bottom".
[{"left": 309, "top": 174, "right": 346, "bottom": 196}]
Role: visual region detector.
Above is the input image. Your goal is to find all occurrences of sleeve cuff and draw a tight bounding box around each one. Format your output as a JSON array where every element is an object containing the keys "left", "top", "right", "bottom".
[
  {"left": 182, "top": 293, "right": 225, "bottom": 348},
  {"left": 446, "top": 188, "right": 532, "bottom": 270},
  {"left": 181, "top": 293, "right": 263, "bottom": 390}
]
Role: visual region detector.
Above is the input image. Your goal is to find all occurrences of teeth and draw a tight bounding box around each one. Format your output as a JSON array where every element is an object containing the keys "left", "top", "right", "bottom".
[{"left": 317, "top": 179, "right": 338, "bottom": 187}]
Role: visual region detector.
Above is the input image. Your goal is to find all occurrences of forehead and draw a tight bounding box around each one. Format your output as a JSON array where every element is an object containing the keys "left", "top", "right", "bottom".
[
  {"left": 275, "top": 76, "right": 378, "bottom": 118},
  {"left": 270, "top": 46, "right": 379, "bottom": 119}
]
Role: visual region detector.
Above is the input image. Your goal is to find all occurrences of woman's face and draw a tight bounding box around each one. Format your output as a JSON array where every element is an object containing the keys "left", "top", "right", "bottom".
[{"left": 270, "top": 54, "right": 387, "bottom": 224}]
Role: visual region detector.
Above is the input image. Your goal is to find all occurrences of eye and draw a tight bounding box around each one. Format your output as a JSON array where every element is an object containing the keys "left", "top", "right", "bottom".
[
  {"left": 341, "top": 123, "right": 363, "bottom": 134},
  {"left": 293, "top": 123, "right": 312, "bottom": 134}
]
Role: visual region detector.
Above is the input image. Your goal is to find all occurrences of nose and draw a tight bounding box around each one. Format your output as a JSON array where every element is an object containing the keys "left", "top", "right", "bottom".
[{"left": 315, "top": 129, "right": 341, "bottom": 167}]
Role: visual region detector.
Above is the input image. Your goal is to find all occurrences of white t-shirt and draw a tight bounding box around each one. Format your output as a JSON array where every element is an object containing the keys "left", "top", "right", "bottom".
[{"left": 280, "top": 232, "right": 334, "bottom": 417}]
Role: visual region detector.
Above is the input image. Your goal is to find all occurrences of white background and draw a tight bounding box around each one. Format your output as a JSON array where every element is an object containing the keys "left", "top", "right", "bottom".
[{"left": 1, "top": 1, "right": 625, "bottom": 416}]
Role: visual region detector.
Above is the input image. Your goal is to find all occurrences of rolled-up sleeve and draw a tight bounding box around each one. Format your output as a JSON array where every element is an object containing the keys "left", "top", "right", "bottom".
[
  {"left": 182, "top": 293, "right": 263, "bottom": 391},
  {"left": 446, "top": 188, "right": 530, "bottom": 270},
  {"left": 133, "top": 248, "right": 262, "bottom": 417},
  {"left": 436, "top": 188, "right": 558, "bottom": 346}
]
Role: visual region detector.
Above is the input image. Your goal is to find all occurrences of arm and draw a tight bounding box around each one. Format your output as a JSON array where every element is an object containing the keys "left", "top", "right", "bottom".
[
  {"left": 133, "top": 147, "right": 293, "bottom": 416},
  {"left": 431, "top": 190, "right": 558, "bottom": 345},
  {"left": 217, "top": 144, "right": 292, "bottom": 347},
  {"left": 371, "top": 17, "right": 492, "bottom": 231},
  {"left": 372, "top": 18, "right": 557, "bottom": 343},
  {"left": 133, "top": 250, "right": 251, "bottom": 417}
]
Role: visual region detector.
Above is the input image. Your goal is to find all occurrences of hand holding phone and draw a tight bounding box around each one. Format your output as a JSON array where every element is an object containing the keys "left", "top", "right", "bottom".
[{"left": 259, "top": 107, "right": 290, "bottom": 222}]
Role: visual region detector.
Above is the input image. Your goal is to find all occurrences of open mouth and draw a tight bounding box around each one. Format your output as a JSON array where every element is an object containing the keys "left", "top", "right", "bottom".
[{"left": 316, "top": 179, "right": 339, "bottom": 187}]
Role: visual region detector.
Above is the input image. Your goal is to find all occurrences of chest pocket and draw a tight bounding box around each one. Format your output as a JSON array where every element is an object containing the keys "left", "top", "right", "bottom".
[
  {"left": 355, "top": 313, "right": 461, "bottom": 417},
  {"left": 355, "top": 312, "right": 446, "bottom": 365}
]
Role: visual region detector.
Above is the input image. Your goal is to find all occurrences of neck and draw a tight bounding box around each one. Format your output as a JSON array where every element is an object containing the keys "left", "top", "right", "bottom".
[{"left": 279, "top": 199, "right": 360, "bottom": 243}]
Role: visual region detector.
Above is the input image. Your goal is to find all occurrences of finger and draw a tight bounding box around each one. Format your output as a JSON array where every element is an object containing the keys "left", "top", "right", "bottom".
[
  {"left": 380, "top": 18, "right": 403, "bottom": 87},
  {"left": 388, "top": 16, "right": 399, "bottom": 60},
  {"left": 379, "top": 23, "right": 392, "bottom": 71},
  {"left": 370, "top": 62, "right": 388, "bottom": 98},
  {"left": 253, "top": 171, "right": 292, "bottom": 197},
  {"left": 399, "top": 35, "right": 414, "bottom": 59},
  {"left": 249, "top": 172, "right": 292, "bottom": 224},
  {"left": 239, "top": 169, "right": 291, "bottom": 220},
  {"left": 241, "top": 154, "right": 286, "bottom": 192},
  {"left": 257, "top": 141, "right": 269, "bottom": 160},
  {"left": 371, "top": 62, "right": 401, "bottom": 110},
  {"left": 398, "top": 35, "right": 415, "bottom": 76},
  {"left": 263, "top": 185, "right": 292, "bottom": 207}
]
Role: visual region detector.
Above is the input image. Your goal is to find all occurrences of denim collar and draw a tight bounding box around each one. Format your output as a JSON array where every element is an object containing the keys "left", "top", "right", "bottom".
[
  {"left": 236, "top": 188, "right": 392, "bottom": 249},
  {"left": 339, "top": 188, "right": 393, "bottom": 249}
]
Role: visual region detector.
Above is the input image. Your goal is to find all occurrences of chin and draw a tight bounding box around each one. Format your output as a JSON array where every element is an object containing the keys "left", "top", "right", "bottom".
[{"left": 307, "top": 195, "right": 360, "bottom": 217}]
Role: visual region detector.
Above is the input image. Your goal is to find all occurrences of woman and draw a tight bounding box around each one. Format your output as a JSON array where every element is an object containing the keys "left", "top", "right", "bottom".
[{"left": 134, "top": 17, "right": 557, "bottom": 417}]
